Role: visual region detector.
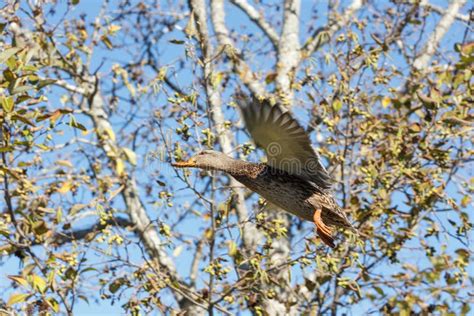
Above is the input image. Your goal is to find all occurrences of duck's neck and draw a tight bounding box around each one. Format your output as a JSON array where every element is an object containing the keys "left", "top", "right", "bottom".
[{"left": 210, "top": 156, "right": 254, "bottom": 176}]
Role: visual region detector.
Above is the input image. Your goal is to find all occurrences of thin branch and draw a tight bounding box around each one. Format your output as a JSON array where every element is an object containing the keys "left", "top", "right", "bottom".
[
  {"left": 230, "top": 0, "right": 279, "bottom": 47},
  {"left": 192, "top": 0, "right": 261, "bottom": 253},
  {"left": 301, "top": 0, "right": 364, "bottom": 60},
  {"left": 413, "top": 0, "right": 468, "bottom": 70},
  {"left": 52, "top": 217, "right": 133, "bottom": 246},
  {"left": 0, "top": 217, "right": 133, "bottom": 254},
  {"left": 419, "top": 0, "right": 470, "bottom": 23},
  {"left": 209, "top": 0, "right": 265, "bottom": 96}
]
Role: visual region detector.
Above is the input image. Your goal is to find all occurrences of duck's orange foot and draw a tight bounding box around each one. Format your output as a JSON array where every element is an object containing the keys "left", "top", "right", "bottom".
[{"left": 313, "top": 209, "right": 335, "bottom": 248}]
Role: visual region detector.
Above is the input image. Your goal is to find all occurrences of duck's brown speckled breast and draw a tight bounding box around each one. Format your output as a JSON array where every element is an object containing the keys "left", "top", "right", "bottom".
[{"left": 232, "top": 164, "right": 335, "bottom": 222}]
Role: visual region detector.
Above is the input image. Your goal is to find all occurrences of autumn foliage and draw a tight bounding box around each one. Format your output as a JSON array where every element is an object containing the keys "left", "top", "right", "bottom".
[{"left": 0, "top": 1, "right": 472, "bottom": 315}]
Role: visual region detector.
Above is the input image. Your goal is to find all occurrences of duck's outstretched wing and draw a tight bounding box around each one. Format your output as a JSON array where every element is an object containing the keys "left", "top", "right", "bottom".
[{"left": 235, "top": 92, "right": 332, "bottom": 190}]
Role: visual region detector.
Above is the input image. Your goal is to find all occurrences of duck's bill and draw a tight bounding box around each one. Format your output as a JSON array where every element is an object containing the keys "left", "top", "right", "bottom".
[{"left": 171, "top": 160, "right": 196, "bottom": 168}]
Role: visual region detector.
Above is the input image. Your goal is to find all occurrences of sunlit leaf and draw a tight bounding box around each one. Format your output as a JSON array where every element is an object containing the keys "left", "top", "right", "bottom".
[
  {"left": 58, "top": 181, "right": 73, "bottom": 194},
  {"left": 31, "top": 274, "right": 47, "bottom": 293},
  {"left": 108, "top": 24, "right": 121, "bottom": 35},
  {"left": 115, "top": 158, "right": 125, "bottom": 176},
  {"left": 37, "top": 79, "right": 57, "bottom": 89},
  {"left": 46, "top": 297, "right": 60, "bottom": 312},
  {"left": 12, "top": 114, "right": 35, "bottom": 126},
  {"left": 0, "top": 47, "right": 21, "bottom": 64},
  {"left": 1, "top": 96, "right": 14, "bottom": 112},
  {"left": 332, "top": 98, "right": 342, "bottom": 112},
  {"left": 101, "top": 35, "right": 113, "bottom": 49},
  {"left": 56, "top": 160, "right": 73, "bottom": 168},
  {"left": 7, "top": 293, "right": 30, "bottom": 306},
  {"left": 382, "top": 96, "right": 391, "bottom": 108},
  {"left": 69, "top": 115, "right": 87, "bottom": 131},
  {"left": 8, "top": 275, "right": 29, "bottom": 288},
  {"left": 122, "top": 147, "right": 137, "bottom": 166}
]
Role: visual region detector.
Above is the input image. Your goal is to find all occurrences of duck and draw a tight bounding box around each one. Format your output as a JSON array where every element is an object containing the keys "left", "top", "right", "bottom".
[{"left": 172, "top": 92, "right": 356, "bottom": 248}]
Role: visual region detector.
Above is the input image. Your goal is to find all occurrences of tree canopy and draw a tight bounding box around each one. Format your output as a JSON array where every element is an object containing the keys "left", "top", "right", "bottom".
[{"left": 0, "top": 0, "right": 472, "bottom": 315}]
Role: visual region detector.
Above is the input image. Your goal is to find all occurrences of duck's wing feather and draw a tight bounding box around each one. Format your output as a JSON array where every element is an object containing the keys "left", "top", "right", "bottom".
[{"left": 236, "top": 93, "right": 332, "bottom": 190}]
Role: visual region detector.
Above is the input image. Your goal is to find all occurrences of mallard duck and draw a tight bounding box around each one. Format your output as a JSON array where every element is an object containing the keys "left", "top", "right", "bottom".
[{"left": 172, "top": 93, "right": 355, "bottom": 248}]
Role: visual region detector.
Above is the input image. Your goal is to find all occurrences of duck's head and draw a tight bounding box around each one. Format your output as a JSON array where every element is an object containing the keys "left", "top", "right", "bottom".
[{"left": 172, "top": 150, "right": 232, "bottom": 171}]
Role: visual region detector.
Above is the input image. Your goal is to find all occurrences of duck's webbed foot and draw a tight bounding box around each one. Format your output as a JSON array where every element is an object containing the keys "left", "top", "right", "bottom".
[{"left": 313, "top": 209, "right": 335, "bottom": 248}]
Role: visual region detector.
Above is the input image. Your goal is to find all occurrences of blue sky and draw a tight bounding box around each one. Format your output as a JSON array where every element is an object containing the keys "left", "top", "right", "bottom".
[{"left": 1, "top": 0, "right": 472, "bottom": 315}]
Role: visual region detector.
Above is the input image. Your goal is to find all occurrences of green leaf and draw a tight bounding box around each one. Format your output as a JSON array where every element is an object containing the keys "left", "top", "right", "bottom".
[
  {"left": 332, "top": 98, "right": 342, "bottom": 112},
  {"left": 12, "top": 114, "right": 35, "bottom": 127},
  {"left": 79, "top": 267, "right": 98, "bottom": 275},
  {"left": 461, "top": 303, "right": 471, "bottom": 315},
  {"left": 1, "top": 96, "right": 14, "bottom": 112},
  {"left": 68, "top": 115, "right": 87, "bottom": 131},
  {"left": 0, "top": 146, "right": 14, "bottom": 153},
  {"left": 12, "top": 85, "right": 34, "bottom": 94},
  {"left": 37, "top": 79, "right": 57, "bottom": 89},
  {"left": 373, "top": 286, "right": 385, "bottom": 296},
  {"left": 70, "top": 204, "right": 87, "bottom": 216},
  {"left": 109, "top": 279, "right": 124, "bottom": 293},
  {"left": 3, "top": 69, "right": 15, "bottom": 82},
  {"left": 169, "top": 39, "right": 185, "bottom": 45},
  {"left": 78, "top": 295, "right": 89, "bottom": 304}
]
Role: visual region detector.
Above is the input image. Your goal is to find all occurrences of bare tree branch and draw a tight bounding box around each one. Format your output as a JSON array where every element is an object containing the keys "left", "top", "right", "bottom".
[
  {"left": 420, "top": 0, "right": 470, "bottom": 23},
  {"left": 191, "top": 0, "right": 261, "bottom": 253},
  {"left": 209, "top": 0, "right": 266, "bottom": 96},
  {"left": 413, "top": 0, "right": 467, "bottom": 70},
  {"left": 275, "top": 0, "right": 301, "bottom": 102},
  {"left": 0, "top": 217, "right": 132, "bottom": 254},
  {"left": 69, "top": 76, "right": 203, "bottom": 313},
  {"left": 301, "top": 0, "right": 364, "bottom": 60},
  {"left": 230, "top": 0, "right": 279, "bottom": 47}
]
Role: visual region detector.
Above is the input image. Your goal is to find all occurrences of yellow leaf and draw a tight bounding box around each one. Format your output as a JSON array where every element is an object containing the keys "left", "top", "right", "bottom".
[
  {"left": 115, "top": 158, "right": 125, "bottom": 176},
  {"left": 79, "top": 29, "right": 88, "bottom": 40},
  {"left": 204, "top": 228, "right": 213, "bottom": 240},
  {"left": 0, "top": 47, "right": 21, "bottom": 64},
  {"left": 382, "top": 96, "right": 391, "bottom": 108},
  {"left": 108, "top": 24, "right": 121, "bottom": 35},
  {"left": 56, "top": 207, "right": 62, "bottom": 223},
  {"left": 7, "top": 293, "right": 30, "bottom": 306},
  {"left": 103, "top": 127, "right": 116, "bottom": 141},
  {"left": 7, "top": 275, "right": 29, "bottom": 288},
  {"left": 332, "top": 98, "right": 342, "bottom": 112},
  {"left": 184, "top": 11, "right": 197, "bottom": 38},
  {"left": 35, "top": 143, "right": 51, "bottom": 151},
  {"left": 46, "top": 297, "right": 60, "bottom": 313},
  {"left": 228, "top": 241, "right": 237, "bottom": 257},
  {"left": 211, "top": 72, "right": 224, "bottom": 89},
  {"left": 70, "top": 204, "right": 87, "bottom": 216},
  {"left": 101, "top": 35, "right": 113, "bottom": 49},
  {"left": 58, "top": 181, "right": 72, "bottom": 194},
  {"left": 173, "top": 245, "right": 183, "bottom": 257},
  {"left": 56, "top": 160, "right": 73, "bottom": 168},
  {"left": 122, "top": 148, "right": 137, "bottom": 166},
  {"left": 31, "top": 274, "right": 47, "bottom": 293}
]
